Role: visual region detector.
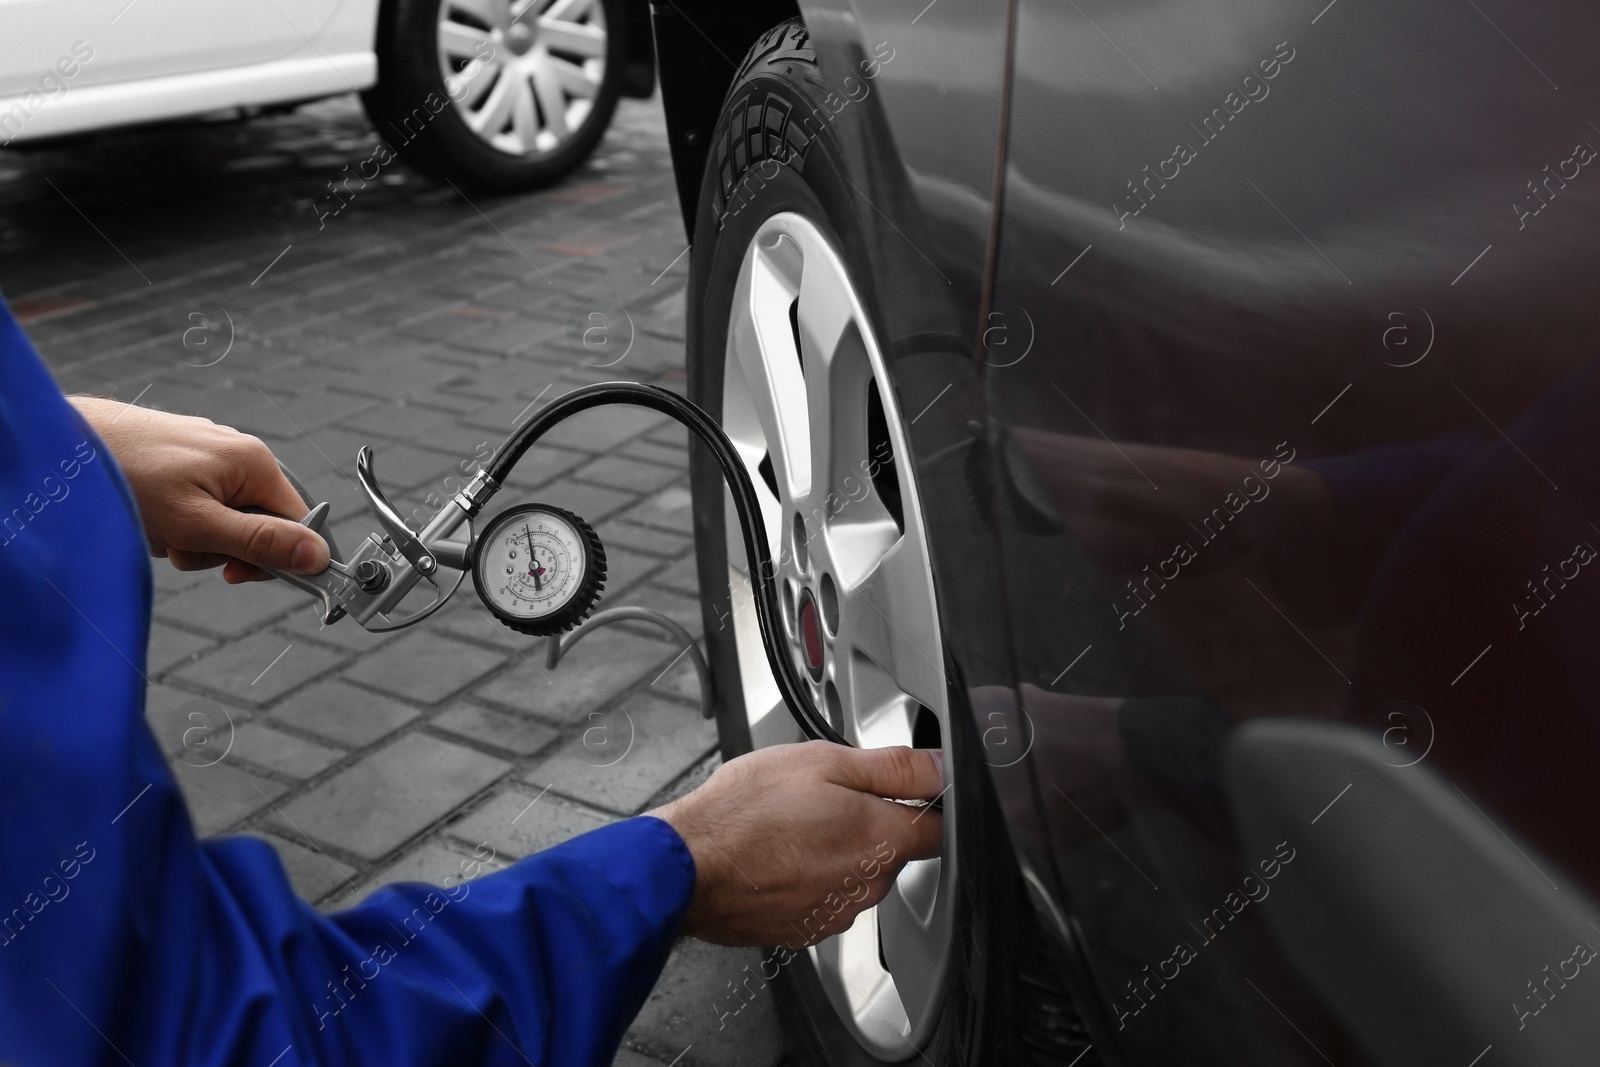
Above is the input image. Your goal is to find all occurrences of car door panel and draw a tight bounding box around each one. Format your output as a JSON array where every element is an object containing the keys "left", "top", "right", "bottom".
[
  {"left": 0, "top": 0, "right": 349, "bottom": 97},
  {"left": 986, "top": 0, "right": 1600, "bottom": 1062}
]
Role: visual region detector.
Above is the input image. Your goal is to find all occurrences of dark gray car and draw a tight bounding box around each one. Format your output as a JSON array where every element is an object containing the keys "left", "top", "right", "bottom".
[{"left": 652, "top": 2, "right": 1600, "bottom": 1064}]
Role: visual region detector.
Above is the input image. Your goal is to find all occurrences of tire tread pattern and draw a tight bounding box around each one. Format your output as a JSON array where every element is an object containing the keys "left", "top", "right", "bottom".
[{"left": 709, "top": 19, "right": 826, "bottom": 231}]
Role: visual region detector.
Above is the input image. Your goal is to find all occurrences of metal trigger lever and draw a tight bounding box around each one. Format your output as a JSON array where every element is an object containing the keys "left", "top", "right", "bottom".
[{"left": 355, "top": 446, "right": 437, "bottom": 575}]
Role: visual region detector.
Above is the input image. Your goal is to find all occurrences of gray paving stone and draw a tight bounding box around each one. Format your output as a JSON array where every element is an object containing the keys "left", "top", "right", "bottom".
[
  {"left": 150, "top": 560, "right": 212, "bottom": 598},
  {"left": 450, "top": 315, "right": 565, "bottom": 359},
  {"left": 652, "top": 651, "right": 711, "bottom": 709},
  {"left": 474, "top": 625, "right": 676, "bottom": 723},
  {"left": 483, "top": 442, "right": 589, "bottom": 492},
  {"left": 597, "top": 519, "right": 695, "bottom": 560},
  {"left": 603, "top": 546, "right": 665, "bottom": 598},
  {"left": 172, "top": 759, "right": 288, "bottom": 837},
  {"left": 643, "top": 423, "right": 689, "bottom": 449},
  {"left": 574, "top": 454, "right": 688, "bottom": 494},
  {"left": 172, "top": 630, "right": 345, "bottom": 707},
  {"left": 523, "top": 695, "right": 716, "bottom": 815},
  {"left": 146, "top": 621, "right": 215, "bottom": 674},
  {"left": 230, "top": 721, "right": 344, "bottom": 779},
  {"left": 615, "top": 586, "right": 706, "bottom": 643},
  {"left": 329, "top": 350, "right": 468, "bottom": 396},
  {"left": 271, "top": 427, "right": 375, "bottom": 483},
  {"left": 477, "top": 281, "right": 564, "bottom": 317},
  {"left": 449, "top": 785, "right": 616, "bottom": 858},
  {"left": 274, "top": 602, "right": 402, "bottom": 653},
  {"left": 618, "top": 485, "right": 696, "bottom": 535},
  {"left": 144, "top": 684, "right": 197, "bottom": 755},
  {"left": 154, "top": 576, "right": 305, "bottom": 639},
  {"left": 538, "top": 404, "right": 669, "bottom": 453},
  {"left": 267, "top": 679, "right": 420, "bottom": 748},
  {"left": 426, "top": 593, "right": 543, "bottom": 654},
  {"left": 274, "top": 733, "right": 510, "bottom": 860},
  {"left": 448, "top": 359, "right": 568, "bottom": 406},
  {"left": 403, "top": 306, "right": 500, "bottom": 345},
  {"left": 259, "top": 832, "right": 359, "bottom": 904},
  {"left": 342, "top": 400, "right": 461, "bottom": 441},
  {"left": 433, "top": 703, "right": 559, "bottom": 757},
  {"left": 628, "top": 939, "right": 786, "bottom": 1067},
  {"left": 144, "top": 686, "right": 238, "bottom": 758},
  {"left": 619, "top": 439, "right": 696, "bottom": 469},
  {"left": 362, "top": 441, "right": 466, "bottom": 491},
  {"left": 499, "top": 478, "right": 637, "bottom": 526},
  {"left": 204, "top": 385, "right": 376, "bottom": 442},
  {"left": 653, "top": 553, "right": 701, "bottom": 597},
  {"left": 343, "top": 631, "right": 507, "bottom": 706}
]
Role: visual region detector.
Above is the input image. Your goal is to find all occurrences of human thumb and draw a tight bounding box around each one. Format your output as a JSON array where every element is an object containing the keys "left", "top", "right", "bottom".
[{"left": 201, "top": 505, "right": 330, "bottom": 574}]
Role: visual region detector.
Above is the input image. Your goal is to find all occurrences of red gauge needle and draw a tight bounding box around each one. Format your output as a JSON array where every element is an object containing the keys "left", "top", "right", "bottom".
[{"left": 523, "top": 524, "right": 542, "bottom": 591}]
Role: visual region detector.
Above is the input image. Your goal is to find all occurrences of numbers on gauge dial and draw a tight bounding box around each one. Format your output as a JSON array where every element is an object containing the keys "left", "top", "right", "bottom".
[{"left": 484, "top": 512, "right": 585, "bottom": 618}]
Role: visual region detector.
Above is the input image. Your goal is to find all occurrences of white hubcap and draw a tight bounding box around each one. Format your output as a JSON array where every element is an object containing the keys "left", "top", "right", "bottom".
[
  {"left": 720, "top": 213, "right": 954, "bottom": 1060},
  {"left": 436, "top": 0, "right": 607, "bottom": 156}
]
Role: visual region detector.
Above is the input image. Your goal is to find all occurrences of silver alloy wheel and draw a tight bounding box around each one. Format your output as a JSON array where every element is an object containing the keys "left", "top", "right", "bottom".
[
  {"left": 720, "top": 212, "right": 954, "bottom": 1060},
  {"left": 436, "top": 0, "right": 607, "bottom": 157}
]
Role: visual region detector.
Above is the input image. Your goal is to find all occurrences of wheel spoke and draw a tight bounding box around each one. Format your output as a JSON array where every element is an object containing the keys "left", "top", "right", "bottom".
[
  {"left": 542, "top": 0, "right": 594, "bottom": 21},
  {"left": 439, "top": 19, "right": 491, "bottom": 59},
  {"left": 509, "top": 72, "right": 541, "bottom": 151},
  {"left": 538, "top": 17, "right": 606, "bottom": 58},
  {"left": 810, "top": 911, "right": 913, "bottom": 1046},
  {"left": 542, "top": 55, "right": 600, "bottom": 98},
  {"left": 455, "top": 60, "right": 500, "bottom": 108},
  {"left": 875, "top": 864, "right": 944, "bottom": 1024},
  {"left": 797, "top": 299, "right": 867, "bottom": 528},
  {"left": 729, "top": 239, "right": 811, "bottom": 503},
  {"left": 470, "top": 70, "right": 517, "bottom": 134},
  {"left": 530, "top": 64, "right": 570, "bottom": 139},
  {"left": 444, "top": 0, "right": 508, "bottom": 31},
  {"left": 833, "top": 538, "right": 943, "bottom": 713}
]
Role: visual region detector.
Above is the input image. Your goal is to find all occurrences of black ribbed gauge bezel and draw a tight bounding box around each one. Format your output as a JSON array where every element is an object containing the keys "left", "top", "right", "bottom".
[{"left": 471, "top": 503, "right": 606, "bottom": 637}]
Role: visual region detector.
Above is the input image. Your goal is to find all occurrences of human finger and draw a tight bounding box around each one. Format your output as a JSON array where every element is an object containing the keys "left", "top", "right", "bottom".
[
  {"left": 222, "top": 559, "right": 274, "bottom": 584},
  {"left": 221, "top": 435, "right": 313, "bottom": 523},
  {"left": 824, "top": 744, "right": 944, "bottom": 801},
  {"left": 185, "top": 503, "right": 329, "bottom": 575},
  {"left": 882, "top": 802, "right": 945, "bottom": 863}
]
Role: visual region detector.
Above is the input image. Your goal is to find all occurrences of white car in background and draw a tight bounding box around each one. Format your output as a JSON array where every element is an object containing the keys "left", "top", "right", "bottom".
[{"left": 0, "top": 0, "right": 655, "bottom": 190}]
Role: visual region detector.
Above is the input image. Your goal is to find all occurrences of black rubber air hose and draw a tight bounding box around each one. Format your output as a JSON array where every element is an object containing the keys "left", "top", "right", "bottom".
[{"left": 482, "top": 381, "right": 849, "bottom": 747}]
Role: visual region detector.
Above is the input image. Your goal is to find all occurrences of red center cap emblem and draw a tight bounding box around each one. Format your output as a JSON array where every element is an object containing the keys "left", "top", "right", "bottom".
[{"left": 798, "top": 592, "right": 824, "bottom": 678}]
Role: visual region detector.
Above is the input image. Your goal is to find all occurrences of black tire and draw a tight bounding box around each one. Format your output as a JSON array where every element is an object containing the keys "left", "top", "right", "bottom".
[
  {"left": 362, "top": 0, "right": 627, "bottom": 193},
  {"left": 685, "top": 19, "right": 1099, "bottom": 1067}
]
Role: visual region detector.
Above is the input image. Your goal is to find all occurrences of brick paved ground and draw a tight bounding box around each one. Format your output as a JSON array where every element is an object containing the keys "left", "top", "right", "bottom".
[{"left": 0, "top": 93, "right": 786, "bottom": 1067}]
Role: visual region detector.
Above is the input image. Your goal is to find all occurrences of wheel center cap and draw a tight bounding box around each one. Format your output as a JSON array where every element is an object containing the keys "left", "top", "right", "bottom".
[
  {"left": 798, "top": 591, "right": 824, "bottom": 678},
  {"left": 506, "top": 21, "right": 534, "bottom": 54}
]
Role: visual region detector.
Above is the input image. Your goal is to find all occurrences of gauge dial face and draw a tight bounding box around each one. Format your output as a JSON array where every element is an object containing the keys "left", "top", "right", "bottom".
[{"left": 476, "top": 506, "right": 588, "bottom": 621}]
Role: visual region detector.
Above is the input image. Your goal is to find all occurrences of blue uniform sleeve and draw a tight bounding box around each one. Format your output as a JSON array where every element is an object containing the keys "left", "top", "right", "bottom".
[{"left": 0, "top": 296, "right": 695, "bottom": 1067}]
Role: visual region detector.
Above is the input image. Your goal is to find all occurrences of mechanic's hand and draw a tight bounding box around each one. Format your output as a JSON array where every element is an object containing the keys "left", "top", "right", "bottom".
[
  {"left": 70, "top": 397, "right": 329, "bottom": 584},
  {"left": 649, "top": 741, "right": 945, "bottom": 948}
]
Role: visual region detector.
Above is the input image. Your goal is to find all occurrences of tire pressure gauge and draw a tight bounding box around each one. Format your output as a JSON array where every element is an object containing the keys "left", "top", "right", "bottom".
[{"left": 472, "top": 503, "right": 607, "bottom": 636}]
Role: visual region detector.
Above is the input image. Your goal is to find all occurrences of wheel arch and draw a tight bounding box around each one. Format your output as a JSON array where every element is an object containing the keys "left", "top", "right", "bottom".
[
  {"left": 620, "top": 0, "right": 658, "bottom": 96},
  {"left": 649, "top": 0, "right": 802, "bottom": 233}
]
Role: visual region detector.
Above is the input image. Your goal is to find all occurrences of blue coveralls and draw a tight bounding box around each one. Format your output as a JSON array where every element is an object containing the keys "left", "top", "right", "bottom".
[{"left": 0, "top": 298, "right": 696, "bottom": 1067}]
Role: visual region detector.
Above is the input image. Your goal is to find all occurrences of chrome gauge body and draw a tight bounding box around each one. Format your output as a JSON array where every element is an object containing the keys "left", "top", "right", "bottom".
[{"left": 471, "top": 503, "right": 606, "bottom": 636}]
